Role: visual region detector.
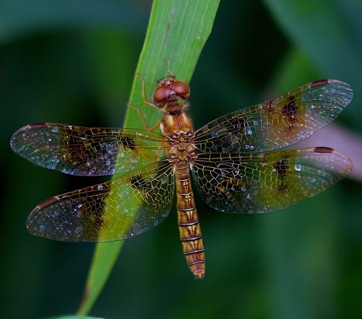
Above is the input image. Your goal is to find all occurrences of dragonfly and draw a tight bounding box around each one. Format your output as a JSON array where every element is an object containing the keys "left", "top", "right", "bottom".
[{"left": 10, "top": 76, "right": 353, "bottom": 279}]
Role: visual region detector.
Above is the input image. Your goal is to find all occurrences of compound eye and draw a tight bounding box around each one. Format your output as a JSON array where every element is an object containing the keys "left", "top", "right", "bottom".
[
  {"left": 153, "top": 86, "right": 171, "bottom": 107},
  {"left": 170, "top": 81, "right": 190, "bottom": 101}
]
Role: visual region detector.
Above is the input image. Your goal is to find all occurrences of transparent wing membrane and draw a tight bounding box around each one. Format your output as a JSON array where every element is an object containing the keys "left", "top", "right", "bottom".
[
  {"left": 12, "top": 79, "right": 352, "bottom": 261},
  {"left": 11, "top": 123, "right": 167, "bottom": 176},
  {"left": 26, "top": 160, "right": 175, "bottom": 241},
  {"left": 192, "top": 147, "right": 352, "bottom": 213},
  {"left": 195, "top": 80, "right": 353, "bottom": 153}
]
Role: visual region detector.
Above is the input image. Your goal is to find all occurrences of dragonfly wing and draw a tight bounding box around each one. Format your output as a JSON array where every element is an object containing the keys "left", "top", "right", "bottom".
[
  {"left": 191, "top": 148, "right": 352, "bottom": 213},
  {"left": 194, "top": 80, "right": 353, "bottom": 152},
  {"left": 10, "top": 123, "right": 166, "bottom": 176},
  {"left": 26, "top": 160, "right": 175, "bottom": 241}
]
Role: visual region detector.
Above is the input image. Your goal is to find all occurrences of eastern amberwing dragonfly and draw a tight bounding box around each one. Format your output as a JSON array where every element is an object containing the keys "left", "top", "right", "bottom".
[{"left": 11, "top": 77, "right": 353, "bottom": 279}]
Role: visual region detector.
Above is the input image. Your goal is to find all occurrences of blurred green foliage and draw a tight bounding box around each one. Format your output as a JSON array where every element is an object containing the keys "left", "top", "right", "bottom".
[{"left": 1, "top": 1, "right": 361, "bottom": 319}]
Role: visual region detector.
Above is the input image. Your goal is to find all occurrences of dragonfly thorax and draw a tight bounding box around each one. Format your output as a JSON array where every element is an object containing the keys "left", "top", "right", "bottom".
[
  {"left": 160, "top": 106, "right": 194, "bottom": 135},
  {"left": 167, "top": 131, "right": 197, "bottom": 163}
]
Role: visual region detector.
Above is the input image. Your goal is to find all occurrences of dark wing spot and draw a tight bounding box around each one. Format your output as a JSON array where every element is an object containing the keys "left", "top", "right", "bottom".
[
  {"left": 273, "top": 159, "right": 289, "bottom": 192},
  {"left": 63, "top": 130, "right": 89, "bottom": 164},
  {"left": 120, "top": 136, "right": 136, "bottom": 150},
  {"left": 273, "top": 160, "right": 288, "bottom": 176},
  {"left": 130, "top": 175, "right": 147, "bottom": 189},
  {"left": 227, "top": 117, "right": 246, "bottom": 135},
  {"left": 282, "top": 95, "right": 298, "bottom": 126}
]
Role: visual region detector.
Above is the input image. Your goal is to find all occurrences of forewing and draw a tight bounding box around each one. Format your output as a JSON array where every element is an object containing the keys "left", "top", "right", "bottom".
[
  {"left": 26, "top": 160, "right": 175, "bottom": 241},
  {"left": 194, "top": 80, "right": 353, "bottom": 152},
  {"left": 10, "top": 123, "right": 166, "bottom": 176},
  {"left": 191, "top": 148, "right": 352, "bottom": 213}
]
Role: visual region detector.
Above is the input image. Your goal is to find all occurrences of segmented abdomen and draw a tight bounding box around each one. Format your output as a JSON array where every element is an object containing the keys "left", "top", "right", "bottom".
[{"left": 175, "top": 162, "right": 205, "bottom": 279}]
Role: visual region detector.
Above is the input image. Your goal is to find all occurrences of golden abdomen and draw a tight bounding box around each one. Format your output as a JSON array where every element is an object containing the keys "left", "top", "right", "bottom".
[{"left": 175, "top": 162, "right": 205, "bottom": 279}]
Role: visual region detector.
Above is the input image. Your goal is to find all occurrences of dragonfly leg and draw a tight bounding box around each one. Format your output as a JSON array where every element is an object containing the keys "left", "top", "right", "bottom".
[
  {"left": 127, "top": 103, "right": 161, "bottom": 132},
  {"left": 126, "top": 74, "right": 164, "bottom": 132}
]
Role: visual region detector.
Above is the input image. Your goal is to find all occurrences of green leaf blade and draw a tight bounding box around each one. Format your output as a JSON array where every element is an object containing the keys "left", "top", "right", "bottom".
[{"left": 77, "top": 0, "right": 220, "bottom": 315}]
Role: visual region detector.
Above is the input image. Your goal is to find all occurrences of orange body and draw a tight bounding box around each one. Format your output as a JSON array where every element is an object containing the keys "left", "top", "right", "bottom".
[{"left": 157, "top": 80, "right": 205, "bottom": 279}]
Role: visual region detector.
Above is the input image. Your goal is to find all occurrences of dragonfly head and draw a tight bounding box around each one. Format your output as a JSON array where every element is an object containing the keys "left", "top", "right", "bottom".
[{"left": 153, "top": 76, "right": 190, "bottom": 107}]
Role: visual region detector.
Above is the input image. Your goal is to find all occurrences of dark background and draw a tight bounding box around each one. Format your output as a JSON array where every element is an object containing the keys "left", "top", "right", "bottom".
[{"left": 1, "top": 1, "right": 361, "bottom": 318}]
